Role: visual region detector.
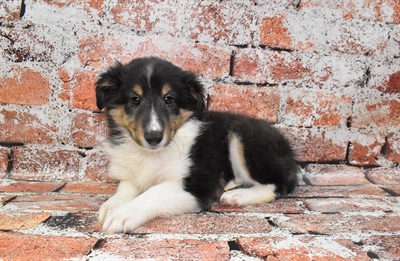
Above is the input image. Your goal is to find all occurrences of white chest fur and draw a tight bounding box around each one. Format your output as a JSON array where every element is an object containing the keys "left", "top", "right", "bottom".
[{"left": 103, "top": 119, "right": 203, "bottom": 193}]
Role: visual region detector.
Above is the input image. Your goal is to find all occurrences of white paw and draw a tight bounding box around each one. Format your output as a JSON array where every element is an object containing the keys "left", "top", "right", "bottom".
[
  {"left": 220, "top": 185, "right": 277, "bottom": 206},
  {"left": 102, "top": 204, "right": 147, "bottom": 234},
  {"left": 220, "top": 189, "right": 247, "bottom": 206},
  {"left": 98, "top": 196, "right": 125, "bottom": 224}
]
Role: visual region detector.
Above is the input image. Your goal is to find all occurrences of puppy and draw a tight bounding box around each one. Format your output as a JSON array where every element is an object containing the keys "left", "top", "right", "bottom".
[{"left": 95, "top": 56, "right": 298, "bottom": 234}]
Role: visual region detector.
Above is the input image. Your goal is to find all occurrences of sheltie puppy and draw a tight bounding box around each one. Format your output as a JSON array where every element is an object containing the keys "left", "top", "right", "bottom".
[{"left": 95, "top": 56, "right": 298, "bottom": 234}]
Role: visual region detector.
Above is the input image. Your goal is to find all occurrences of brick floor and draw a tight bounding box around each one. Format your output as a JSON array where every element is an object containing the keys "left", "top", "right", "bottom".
[{"left": 0, "top": 165, "right": 399, "bottom": 260}]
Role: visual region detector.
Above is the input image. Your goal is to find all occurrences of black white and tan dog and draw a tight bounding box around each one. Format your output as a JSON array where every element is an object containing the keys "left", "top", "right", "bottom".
[{"left": 95, "top": 56, "right": 298, "bottom": 234}]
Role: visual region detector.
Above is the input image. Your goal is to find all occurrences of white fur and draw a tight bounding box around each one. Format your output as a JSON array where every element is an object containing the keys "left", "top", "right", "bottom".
[
  {"left": 99, "top": 119, "right": 203, "bottom": 233},
  {"left": 148, "top": 107, "right": 162, "bottom": 132}
]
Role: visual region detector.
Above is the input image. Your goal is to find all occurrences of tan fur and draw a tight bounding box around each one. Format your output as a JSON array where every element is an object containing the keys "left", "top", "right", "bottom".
[
  {"left": 170, "top": 109, "right": 194, "bottom": 137},
  {"left": 161, "top": 84, "right": 171, "bottom": 97},
  {"left": 133, "top": 85, "right": 143, "bottom": 97}
]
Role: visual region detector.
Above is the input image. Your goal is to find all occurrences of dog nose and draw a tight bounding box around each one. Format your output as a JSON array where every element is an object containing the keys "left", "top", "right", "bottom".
[{"left": 144, "top": 131, "right": 163, "bottom": 146}]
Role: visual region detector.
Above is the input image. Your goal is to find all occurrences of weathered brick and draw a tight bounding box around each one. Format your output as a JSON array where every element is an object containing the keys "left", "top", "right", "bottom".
[
  {"left": 303, "top": 198, "right": 393, "bottom": 213},
  {"left": 0, "top": 211, "right": 52, "bottom": 230},
  {"left": 365, "top": 167, "right": 400, "bottom": 185},
  {"left": 0, "top": 110, "right": 56, "bottom": 144},
  {"left": 0, "top": 147, "right": 9, "bottom": 178},
  {"left": 304, "top": 164, "right": 370, "bottom": 186},
  {"left": 188, "top": 4, "right": 255, "bottom": 45},
  {"left": 41, "top": 0, "right": 103, "bottom": 16},
  {"left": 71, "top": 112, "right": 107, "bottom": 148},
  {"left": 234, "top": 48, "right": 309, "bottom": 84},
  {"left": 291, "top": 185, "right": 389, "bottom": 198},
  {"left": 60, "top": 182, "right": 117, "bottom": 194},
  {"left": 211, "top": 199, "right": 304, "bottom": 214},
  {"left": 237, "top": 236, "right": 369, "bottom": 261},
  {"left": 84, "top": 149, "right": 112, "bottom": 182},
  {"left": 5, "top": 194, "right": 106, "bottom": 211},
  {"left": 380, "top": 185, "right": 400, "bottom": 196},
  {"left": 78, "top": 35, "right": 231, "bottom": 78},
  {"left": 387, "top": 132, "right": 400, "bottom": 163},
  {"left": 0, "top": 180, "right": 63, "bottom": 193},
  {"left": 135, "top": 213, "right": 271, "bottom": 234},
  {"left": 282, "top": 88, "right": 352, "bottom": 127},
  {"left": 45, "top": 212, "right": 101, "bottom": 233},
  {"left": 0, "top": 66, "right": 50, "bottom": 105},
  {"left": 94, "top": 238, "right": 229, "bottom": 261},
  {"left": 0, "top": 232, "right": 98, "bottom": 261},
  {"left": 280, "top": 128, "right": 348, "bottom": 162},
  {"left": 368, "top": 61, "right": 400, "bottom": 94},
  {"left": 209, "top": 84, "right": 280, "bottom": 122},
  {"left": 360, "top": 235, "right": 400, "bottom": 260},
  {"left": 71, "top": 70, "right": 98, "bottom": 111},
  {"left": 1, "top": 195, "right": 16, "bottom": 206},
  {"left": 275, "top": 213, "right": 400, "bottom": 235},
  {"left": 0, "top": 1, "right": 22, "bottom": 21},
  {"left": 11, "top": 146, "right": 81, "bottom": 181},
  {"left": 347, "top": 131, "right": 386, "bottom": 166},
  {"left": 351, "top": 99, "right": 400, "bottom": 130}
]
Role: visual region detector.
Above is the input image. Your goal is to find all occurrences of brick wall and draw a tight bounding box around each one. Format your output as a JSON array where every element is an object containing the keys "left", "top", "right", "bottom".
[{"left": 0, "top": 0, "right": 399, "bottom": 181}]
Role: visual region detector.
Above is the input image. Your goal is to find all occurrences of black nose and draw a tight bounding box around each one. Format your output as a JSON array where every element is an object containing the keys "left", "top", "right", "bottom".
[{"left": 144, "top": 131, "right": 163, "bottom": 146}]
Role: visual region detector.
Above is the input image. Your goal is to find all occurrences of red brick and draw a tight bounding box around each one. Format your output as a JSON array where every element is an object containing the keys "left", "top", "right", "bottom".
[
  {"left": 11, "top": 146, "right": 81, "bottom": 181},
  {"left": 0, "top": 180, "right": 63, "bottom": 193},
  {"left": 347, "top": 131, "right": 386, "bottom": 166},
  {"left": 300, "top": 0, "right": 400, "bottom": 24},
  {"left": 365, "top": 167, "right": 400, "bottom": 185},
  {"left": 283, "top": 88, "right": 352, "bottom": 127},
  {"left": 0, "top": 66, "right": 50, "bottom": 105},
  {"left": 275, "top": 213, "right": 400, "bottom": 234},
  {"left": 0, "top": 147, "right": 9, "bottom": 178},
  {"left": 211, "top": 199, "right": 304, "bottom": 214},
  {"left": 45, "top": 212, "right": 101, "bottom": 233},
  {"left": 41, "top": 0, "right": 103, "bottom": 16},
  {"left": 135, "top": 213, "right": 272, "bottom": 234},
  {"left": 234, "top": 48, "right": 309, "bottom": 84},
  {"left": 351, "top": 99, "right": 400, "bottom": 129},
  {"left": 0, "top": 211, "right": 52, "bottom": 230},
  {"left": 387, "top": 132, "right": 400, "bottom": 163},
  {"left": 0, "top": 0, "right": 22, "bottom": 21},
  {"left": 111, "top": 0, "right": 177, "bottom": 35},
  {"left": 1, "top": 195, "right": 16, "bottom": 206},
  {"left": 84, "top": 149, "right": 113, "bottom": 182},
  {"left": 188, "top": 4, "right": 255, "bottom": 45},
  {"left": 60, "top": 182, "right": 117, "bottom": 194},
  {"left": 304, "top": 164, "right": 370, "bottom": 186},
  {"left": 95, "top": 238, "right": 229, "bottom": 261},
  {"left": 361, "top": 235, "right": 400, "bottom": 260},
  {"left": 209, "top": 84, "right": 280, "bottom": 122},
  {"left": 237, "top": 236, "right": 368, "bottom": 261},
  {"left": 259, "top": 14, "right": 314, "bottom": 51},
  {"left": 368, "top": 61, "right": 400, "bottom": 94},
  {"left": 78, "top": 35, "right": 231, "bottom": 78},
  {"left": 0, "top": 110, "right": 56, "bottom": 144},
  {"left": 5, "top": 194, "right": 106, "bottom": 211},
  {"left": 71, "top": 112, "right": 107, "bottom": 147},
  {"left": 72, "top": 70, "right": 98, "bottom": 111},
  {"left": 303, "top": 198, "right": 393, "bottom": 213},
  {"left": 0, "top": 232, "right": 98, "bottom": 261},
  {"left": 380, "top": 185, "right": 400, "bottom": 196},
  {"left": 280, "top": 128, "right": 348, "bottom": 162},
  {"left": 291, "top": 185, "right": 389, "bottom": 198}
]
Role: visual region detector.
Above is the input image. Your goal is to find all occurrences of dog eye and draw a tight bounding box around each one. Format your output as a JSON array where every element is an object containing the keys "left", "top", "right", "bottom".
[
  {"left": 164, "top": 96, "right": 174, "bottom": 105},
  {"left": 130, "top": 96, "right": 141, "bottom": 106}
]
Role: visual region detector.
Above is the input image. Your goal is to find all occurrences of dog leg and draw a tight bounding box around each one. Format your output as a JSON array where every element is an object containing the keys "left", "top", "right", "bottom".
[
  {"left": 98, "top": 180, "right": 140, "bottom": 224},
  {"left": 220, "top": 184, "right": 276, "bottom": 206},
  {"left": 102, "top": 181, "right": 200, "bottom": 234}
]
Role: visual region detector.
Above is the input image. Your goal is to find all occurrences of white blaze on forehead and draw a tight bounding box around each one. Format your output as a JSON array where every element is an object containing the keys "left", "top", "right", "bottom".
[{"left": 148, "top": 107, "right": 162, "bottom": 132}]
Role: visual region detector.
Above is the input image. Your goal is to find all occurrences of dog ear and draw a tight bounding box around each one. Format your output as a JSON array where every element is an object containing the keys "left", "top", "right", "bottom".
[
  {"left": 185, "top": 73, "right": 206, "bottom": 119},
  {"left": 95, "top": 62, "right": 124, "bottom": 110}
]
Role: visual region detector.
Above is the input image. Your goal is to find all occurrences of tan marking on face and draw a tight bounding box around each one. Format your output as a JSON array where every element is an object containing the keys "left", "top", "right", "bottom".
[
  {"left": 169, "top": 109, "right": 194, "bottom": 138},
  {"left": 133, "top": 85, "right": 143, "bottom": 97},
  {"left": 108, "top": 105, "right": 145, "bottom": 146},
  {"left": 161, "top": 84, "right": 172, "bottom": 97}
]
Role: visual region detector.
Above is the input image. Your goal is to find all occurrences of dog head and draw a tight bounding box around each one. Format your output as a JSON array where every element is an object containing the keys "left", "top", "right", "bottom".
[{"left": 95, "top": 57, "right": 206, "bottom": 150}]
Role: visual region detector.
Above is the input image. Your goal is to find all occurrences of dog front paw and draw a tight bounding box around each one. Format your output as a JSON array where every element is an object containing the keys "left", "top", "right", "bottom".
[{"left": 102, "top": 204, "right": 147, "bottom": 234}]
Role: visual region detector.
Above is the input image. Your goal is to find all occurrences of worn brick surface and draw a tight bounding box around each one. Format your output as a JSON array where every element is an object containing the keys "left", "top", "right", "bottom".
[
  {"left": 211, "top": 199, "right": 304, "bottom": 214},
  {"left": 45, "top": 212, "right": 101, "bottom": 233},
  {"left": 304, "top": 164, "right": 370, "bottom": 186},
  {"left": 0, "top": 110, "right": 56, "bottom": 144},
  {"left": 0, "top": 0, "right": 22, "bottom": 21},
  {"left": 135, "top": 213, "right": 272, "bottom": 234},
  {"left": 348, "top": 131, "right": 386, "bottom": 166},
  {"left": 0, "top": 147, "right": 8, "bottom": 178},
  {"left": 365, "top": 167, "right": 400, "bottom": 185},
  {"left": 11, "top": 146, "right": 81, "bottom": 181},
  {"left": 84, "top": 149, "right": 113, "bottom": 182},
  {"left": 5, "top": 195, "right": 106, "bottom": 211},
  {"left": 303, "top": 198, "right": 393, "bottom": 213},
  {"left": 60, "top": 182, "right": 117, "bottom": 194},
  {"left": 0, "top": 211, "right": 52, "bottom": 230},
  {"left": 71, "top": 112, "right": 107, "bottom": 148},
  {"left": 361, "top": 235, "right": 400, "bottom": 260},
  {"left": 94, "top": 238, "right": 230, "bottom": 261},
  {"left": 1, "top": 195, "right": 15, "bottom": 206},
  {"left": 387, "top": 132, "right": 400, "bottom": 163},
  {"left": 0, "top": 232, "right": 98, "bottom": 261},
  {"left": 275, "top": 214, "right": 400, "bottom": 235},
  {"left": 291, "top": 185, "right": 389, "bottom": 198},
  {"left": 380, "top": 185, "right": 400, "bottom": 196},
  {"left": 0, "top": 66, "right": 50, "bottom": 105},
  {"left": 0, "top": 180, "right": 63, "bottom": 193},
  {"left": 209, "top": 84, "right": 280, "bottom": 122}
]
